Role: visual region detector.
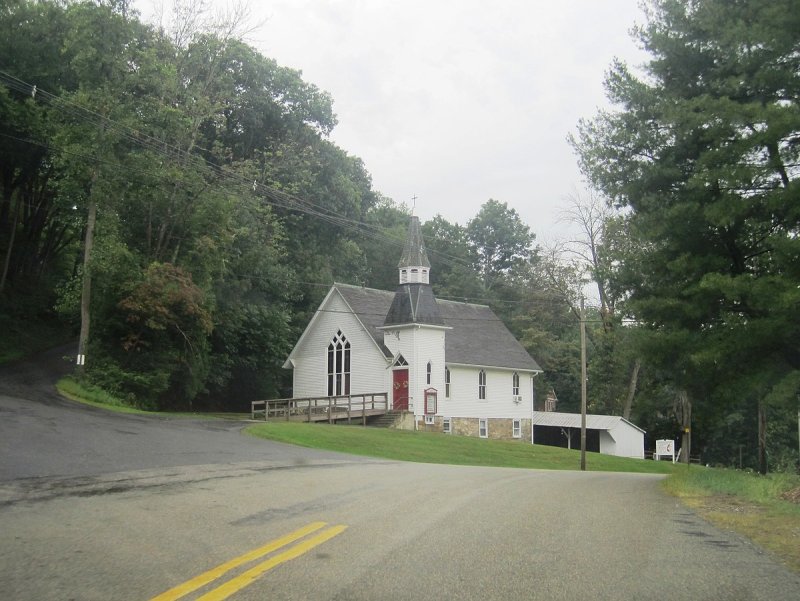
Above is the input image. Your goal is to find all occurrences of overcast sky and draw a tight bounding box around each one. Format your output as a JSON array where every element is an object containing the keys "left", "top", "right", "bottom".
[{"left": 138, "top": 1, "right": 649, "bottom": 242}]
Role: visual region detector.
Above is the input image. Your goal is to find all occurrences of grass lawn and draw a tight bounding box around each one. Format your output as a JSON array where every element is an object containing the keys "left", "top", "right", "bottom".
[
  {"left": 663, "top": 466, "right": 800, "bottom": 572},
  {"left": 56, "top": 377, "right": 248, "bottom": 420},
  {"left": 246, "top": 421, "right": 676, "bottom": 474}
]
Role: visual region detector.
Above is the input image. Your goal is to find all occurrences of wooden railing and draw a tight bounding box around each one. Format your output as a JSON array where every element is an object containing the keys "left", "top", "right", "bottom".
[{"left": 251, "top": 392, "right": 389, "bottom": 425}]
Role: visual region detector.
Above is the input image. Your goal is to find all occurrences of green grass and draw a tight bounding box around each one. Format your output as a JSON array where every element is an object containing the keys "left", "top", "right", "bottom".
[
  {"left": 246, "top": 421, "right": 677, "bottom": 474},
  {"left": 662, "top": 465, "right": 800, "bottom": 572},
  {"left": 57, "top": 377, "right": 161, "bottom": 414},
  {"left": 662, "top": 465, "right": 800, "bottom": 508},
  {"left": 56, "top": 377, "right": 248, "bottom": 420}
]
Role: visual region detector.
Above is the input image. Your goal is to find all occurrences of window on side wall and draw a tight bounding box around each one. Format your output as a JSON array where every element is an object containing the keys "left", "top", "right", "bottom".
[
  {"left": 512, "top": 372, "right": 520, "bottom": 396},
  {"left": 512, "top": 419, "right": 521, "bottom": 438},
  {"left": 478, "top": 370, "right": 486, "bottom": 400},
  {"left": 445, "top": 367, "right": 451, "bottom": 398},
  {"left": 479, "top": 418, "right": 488, "bottom": 438},
  {"left": 426, "top": 361, "right": 432, "bottom": 385}
]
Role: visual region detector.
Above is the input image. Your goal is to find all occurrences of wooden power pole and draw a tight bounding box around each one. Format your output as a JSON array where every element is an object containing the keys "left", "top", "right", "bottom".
[{"left": 580, "top": 296, "right": 587, "bottom": 471}]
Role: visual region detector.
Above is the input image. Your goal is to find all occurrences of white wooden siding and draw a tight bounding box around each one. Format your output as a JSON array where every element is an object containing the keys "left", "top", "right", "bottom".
[
  {"left": 607, "top": 425, "right": 645, "bottom": 459},
  {"left": 441, "top": 365, "right": 535, "bottom": 419},
  {"left": 382, "top": 326, "right": 446, "bottom": 415},
  {"left": 291, "top": 291, "right": 388, "bottom": 398}
]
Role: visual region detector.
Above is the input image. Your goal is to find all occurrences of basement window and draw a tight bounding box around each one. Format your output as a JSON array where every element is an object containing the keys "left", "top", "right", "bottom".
[
  {"left": 512, "top": 419, "right": 521, "bottom": 438},
  {"left": 424, "top": 415, "right": 435, "bottom": 425},
  {"left": 443, "top": 417, "right": 451, "bottom": 434},
  {"left": 479, "top": 418, "right": 488, "bottom": 439}
]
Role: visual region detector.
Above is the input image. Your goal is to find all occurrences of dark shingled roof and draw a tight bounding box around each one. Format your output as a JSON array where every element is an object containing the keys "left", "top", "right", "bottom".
[
  {"left": 383, "top": 283, "right": 445, "bottom": 327},
  {"left": 398, "top": 216, "right": 431, "bottom": 268},
  {"left": 335, "top": 283, "right": 541, "bottom": 371}
]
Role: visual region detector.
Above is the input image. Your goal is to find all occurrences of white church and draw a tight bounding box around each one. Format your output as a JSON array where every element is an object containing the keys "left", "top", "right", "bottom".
[{"left": 283, "top": 216, "right": 543, "bottom": 440}]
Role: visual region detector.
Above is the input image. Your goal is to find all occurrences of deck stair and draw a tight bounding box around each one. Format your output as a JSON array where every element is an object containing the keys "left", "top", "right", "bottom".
[{"left": 368, "top": 410, "right": 402, "bottom": 428}]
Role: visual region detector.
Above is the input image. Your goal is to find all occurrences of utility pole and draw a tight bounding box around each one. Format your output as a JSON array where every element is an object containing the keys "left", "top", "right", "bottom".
[
  {"left": 580, "top": 296, "right": 587, "bottom": 471},
  {"left": 77, "top": 197, "right": 96, "bottom": 373}
]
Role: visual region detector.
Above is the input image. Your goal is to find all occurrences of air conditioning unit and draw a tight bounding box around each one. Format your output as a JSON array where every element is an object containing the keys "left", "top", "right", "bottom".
[{"left": 513, "top": 395, "right": 523, "bottom": 403}]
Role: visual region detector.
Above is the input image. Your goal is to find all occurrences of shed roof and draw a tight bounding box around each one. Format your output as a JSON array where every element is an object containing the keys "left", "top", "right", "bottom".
[
  {"left": 531, "top": 411, "right": 645, "bottom": 434},
  {"left": 335, "top": 283, "right": 541, "bottom": 372}
]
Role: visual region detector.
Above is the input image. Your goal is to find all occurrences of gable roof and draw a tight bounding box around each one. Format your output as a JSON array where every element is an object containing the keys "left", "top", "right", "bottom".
[{"left": 335, "top": 283, "right": 541, "bottom": 372}]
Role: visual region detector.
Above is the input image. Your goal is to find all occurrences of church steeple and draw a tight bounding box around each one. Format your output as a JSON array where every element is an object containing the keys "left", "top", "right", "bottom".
[
  {"left": 398, "top": 215, "right": 431, "bottom": 284},
  {"left": 384, "top": 215, "right": 444, "bottom": 327}
]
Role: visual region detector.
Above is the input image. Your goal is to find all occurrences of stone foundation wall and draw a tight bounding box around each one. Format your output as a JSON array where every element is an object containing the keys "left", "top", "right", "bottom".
[{"left": 411, "top": 416, "right": 532, "bottom": 441}]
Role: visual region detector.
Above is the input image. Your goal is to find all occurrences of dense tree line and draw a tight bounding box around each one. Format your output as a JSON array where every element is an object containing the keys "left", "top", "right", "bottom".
[
  {"left": 1, "top": 1, "right": 796, "bottom": 472},
  {"left": 573, "top": 0, "right": 799, "bottom": 472},
  {"left": 0, "top": 1, "right": 565, "bottom": 413}
]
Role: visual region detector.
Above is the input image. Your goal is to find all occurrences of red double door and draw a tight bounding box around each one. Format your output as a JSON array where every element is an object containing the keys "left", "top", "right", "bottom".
[{"left": 392, "top": 369, "right": 409, "bottom": 411}]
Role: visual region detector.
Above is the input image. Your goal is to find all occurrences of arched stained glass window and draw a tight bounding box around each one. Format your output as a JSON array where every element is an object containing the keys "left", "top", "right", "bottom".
[{"left": 327, "top": 330, "right": 350, "bottom": 396}]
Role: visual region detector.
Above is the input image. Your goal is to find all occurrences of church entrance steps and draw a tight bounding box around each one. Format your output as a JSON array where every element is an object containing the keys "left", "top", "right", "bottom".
[{"left": 367, "top": 410, "right": 404, "bottom": 428}]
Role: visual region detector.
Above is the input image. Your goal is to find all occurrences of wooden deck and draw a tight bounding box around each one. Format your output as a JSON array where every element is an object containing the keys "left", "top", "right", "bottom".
[{"left": 251, "top": 392, "right": 389, "bottom": 425}]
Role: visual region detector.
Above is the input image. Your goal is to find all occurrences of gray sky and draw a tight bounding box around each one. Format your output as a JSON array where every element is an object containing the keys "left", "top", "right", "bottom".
[{"left": 139, "top": 1, "right": 648, "bottom": 241}]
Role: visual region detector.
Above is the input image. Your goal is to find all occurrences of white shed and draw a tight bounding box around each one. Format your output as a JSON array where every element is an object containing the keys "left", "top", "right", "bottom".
[{"left": 531, "top": 411, "right": 645, "bottom": 459}]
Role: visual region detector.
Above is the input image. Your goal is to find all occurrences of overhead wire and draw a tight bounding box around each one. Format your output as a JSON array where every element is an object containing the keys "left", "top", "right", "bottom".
[{"left": 0, "top": 69, "right": 594, "bottom": 314}]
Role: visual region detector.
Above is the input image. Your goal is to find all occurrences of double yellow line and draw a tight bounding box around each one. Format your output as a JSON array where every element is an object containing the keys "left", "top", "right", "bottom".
[{"left": 150, "top": 521, "right": 347, "bottom": 601}]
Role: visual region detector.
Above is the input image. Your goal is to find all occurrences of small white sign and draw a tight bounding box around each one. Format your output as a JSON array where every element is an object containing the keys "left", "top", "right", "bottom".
[{"left": 655, "top": 439, "right": 675, "bottom": 462}]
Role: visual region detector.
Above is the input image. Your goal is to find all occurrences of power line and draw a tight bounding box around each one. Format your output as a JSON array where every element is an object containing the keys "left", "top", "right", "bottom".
[
  {"left": 0, "top": 70, "right": 601, "bottom": 319},
  {"left": 0, "top": 69, "right": 478, "bottom": 271}
]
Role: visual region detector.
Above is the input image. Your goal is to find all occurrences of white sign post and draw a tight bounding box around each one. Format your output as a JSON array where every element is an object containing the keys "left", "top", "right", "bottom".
[{"left": 655, "top": 439, "right": 676, "bottom": 463}]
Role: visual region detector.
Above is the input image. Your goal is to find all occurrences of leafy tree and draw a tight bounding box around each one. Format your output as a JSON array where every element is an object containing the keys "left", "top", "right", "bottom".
[
  {"left": 466, "top": 199, "right": 535, "bottom": 292},
  {"left": 572, "top": 0, "right": 800, "bottom": 470},
  {"left": 95, "top": 262, "right": 212, "bottom": 409},
  {"left": 422, "top": 214, "right": 483, "bottom": 300}
]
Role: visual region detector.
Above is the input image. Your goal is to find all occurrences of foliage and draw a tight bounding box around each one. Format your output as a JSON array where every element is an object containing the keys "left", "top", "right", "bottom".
[
  {"left": 0, "top": 1, "right": 374, "bottom": 409},
  {"left": 466, "top": 199, "right": 535, "bottom": 291},
  {"left": 571, "top": 0, "right": 800, "bottom": 472}
]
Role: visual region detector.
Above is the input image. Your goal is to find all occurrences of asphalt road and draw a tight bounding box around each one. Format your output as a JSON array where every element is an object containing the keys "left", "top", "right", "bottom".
[{"left": 1, "top": 348, "right": 799, "bottom": 600}]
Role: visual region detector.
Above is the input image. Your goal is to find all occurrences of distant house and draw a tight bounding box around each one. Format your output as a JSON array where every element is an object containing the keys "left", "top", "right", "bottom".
[
  {"left": 531, "top": 411, "right": 645, "bottom": 459},
  {"left": 283, "top": 216, "right": 543, "bottom": 439}
]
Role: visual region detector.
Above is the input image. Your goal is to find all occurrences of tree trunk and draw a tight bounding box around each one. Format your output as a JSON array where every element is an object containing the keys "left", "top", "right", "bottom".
[
  {"left": 0, "top": 194, "right": 19, "bottom": 292},
  {"left": 622, "top": 359, "right": 641, "bottom": 420},
  {"left": 677, "top": 389, "right": 692, "bottom": 464},
  {"left": 757, "top": 399, "right": 767, "bottom": 475},
  {"left": 77, "top": 199, "right": 97, "bottom": 374}
]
